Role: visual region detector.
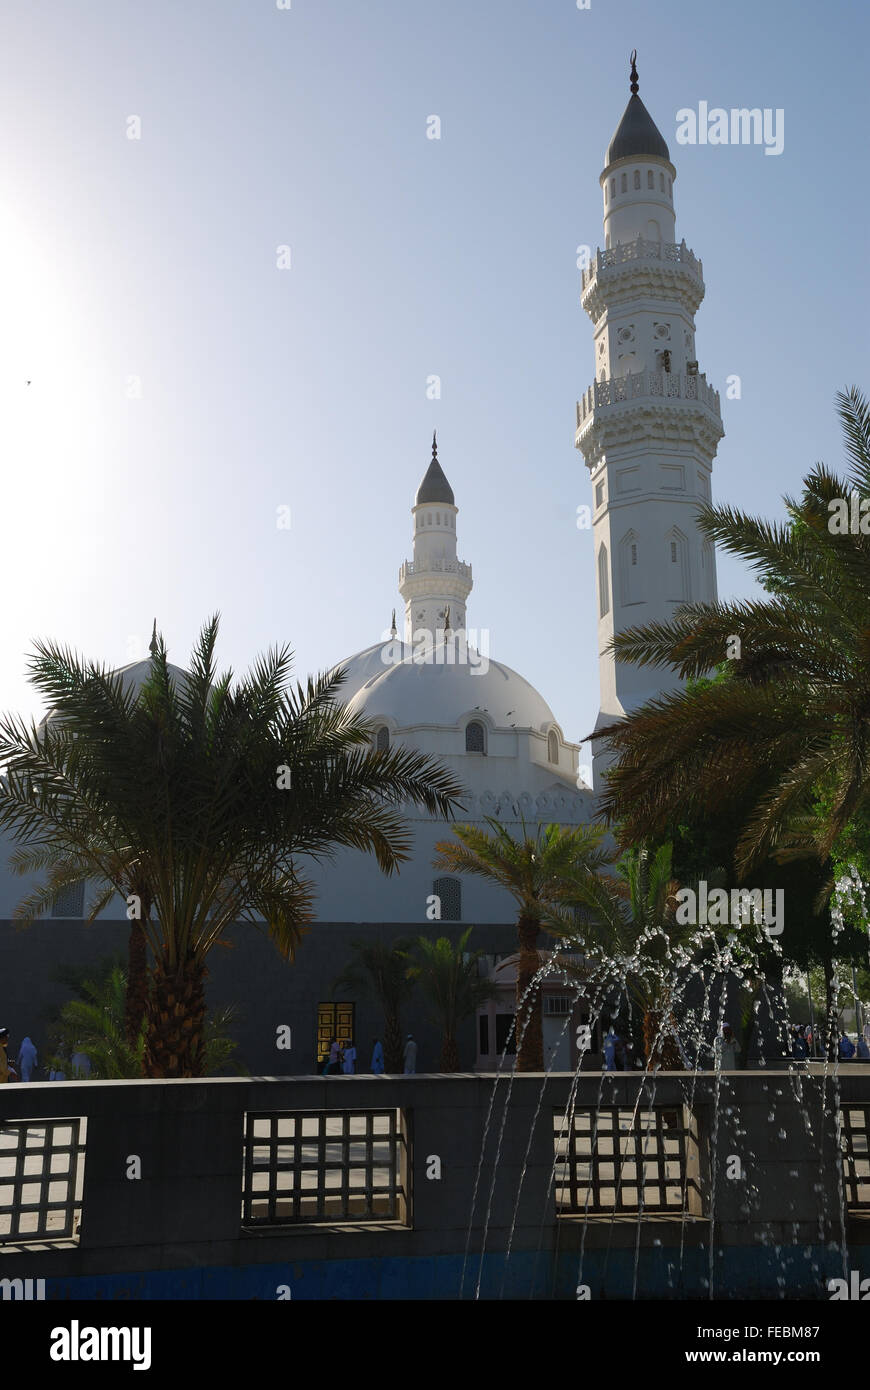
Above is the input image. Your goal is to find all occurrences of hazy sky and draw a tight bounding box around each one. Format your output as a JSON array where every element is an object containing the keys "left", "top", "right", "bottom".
[{"left": 0, "top": 0, "right": 866, "bottom": 752}]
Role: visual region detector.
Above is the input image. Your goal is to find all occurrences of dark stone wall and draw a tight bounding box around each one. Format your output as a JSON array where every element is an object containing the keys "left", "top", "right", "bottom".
[
  {"left": 0, "top": 1068, "right": 863, "bottom": 1299},
  {"left": 0, "top": 918, "right": 517, "bottom": 1076}
]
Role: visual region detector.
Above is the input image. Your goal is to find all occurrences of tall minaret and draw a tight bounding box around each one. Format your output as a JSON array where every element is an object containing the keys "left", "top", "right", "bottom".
[
  {"left": 398, "top": 433, "right": 473, "bottom": 642},
  {"left": 576, "top": 53, "right": 724, "bottom": 788}
]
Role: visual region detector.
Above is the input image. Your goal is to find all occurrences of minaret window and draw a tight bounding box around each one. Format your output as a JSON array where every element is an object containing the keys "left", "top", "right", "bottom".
[
  {"left": 598, "top": 544, "right": 610, "bottom": 617},
  {"left": 604, "top": 184, "right": 608, "bottom": 205},
  {"left": 376, "top": 726, "right": 390, "bottom": 752},
  {"left": 547, "top": 730, "right": 559, "bottom": 764},
  {"left": 647, "top": 170, "right": 654, "bottom": 189},
  {"left": 659, "top": 172, "right": 665, "bottom": 192},
  {"left": 436, "top": 513, "right": 440, "bottom": 525},
  {"left": 668, "top": 179, "right": 672, "bottom": 197},
  {"left": 633, "top": 170, "right": 640, "bottom": 189},
  {"left": 465, "top": 721, "right": 486, "bottom": 754},
  {"left": 620, "top": 172, "right": 627, "bottom": 192},
  {"left": 610, "top": 178, "right": 616, "bottom": 198},
  {"left": 670, "top": 541, "right": 677, "bottom": 563},
  {"left": 631, "top": 543, "right": 637, "bottom": 565}
]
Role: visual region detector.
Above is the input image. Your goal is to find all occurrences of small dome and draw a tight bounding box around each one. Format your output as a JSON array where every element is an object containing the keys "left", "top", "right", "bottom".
[{"left": 605, "top": 94, "right": 670, "bottom": 166}]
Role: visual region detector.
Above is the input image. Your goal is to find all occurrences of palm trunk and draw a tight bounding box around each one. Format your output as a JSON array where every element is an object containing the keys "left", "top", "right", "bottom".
[
  {"left": 125, "top": 921, "right": 148, "bottom": 1050},
  {"left": 643, "top": 1009, "right": 683, "bottom": 1071},
  {"left": 384, "top": 1012, "right": 403, "bottom": 1073},
  {"left": 516, "top": 913, "right": 543, "bottom": 1071},
  {"left": 144, "top": 951, "right": 207, "bottom": 1078},
  {"left": 440, "top": 1033, "right": 459, "bottom": 1072}
]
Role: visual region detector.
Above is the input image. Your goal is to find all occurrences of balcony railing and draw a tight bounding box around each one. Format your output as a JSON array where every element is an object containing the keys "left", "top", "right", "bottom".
[
  {"left": 399, "top": 558, "right": 472, "bottom": 582},
  {"left": 576, "top": 369, "right": 721, "bottom": 432},
  {"left": 581, "top": 236, "right": 703, "bottom": 294}
]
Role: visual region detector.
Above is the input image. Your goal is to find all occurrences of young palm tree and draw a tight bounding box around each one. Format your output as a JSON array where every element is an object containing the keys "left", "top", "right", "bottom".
[
  {"left": 333, "top": 938, "right": 416, "bottom": 1073},
  {"left": 0, "top": 616, "right": 466, "bottom": 1078},
  {"left": 407, "top": 928, "right": 499, "bottom": 1071},
  {"left": 564, "top": 843, "right": 689, "bottom": 1070},
  {"left": 433, "top": 819, "right": 610, "bottom": 1071},
  {"left": 595, "top": 387, "right": 870, "bottom": 878}
]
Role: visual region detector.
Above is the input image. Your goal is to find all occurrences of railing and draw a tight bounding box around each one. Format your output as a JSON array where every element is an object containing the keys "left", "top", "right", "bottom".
[
  {"left": 581, "top": 237, "right": 703, "bottom": 293},
  {"left": 576, "top": 369, "right": 721, "bottom": 431},
  {"left": 553, "top": 1104, "right": 703, "bottom": 1216},
  {"left": 399, "top": 559, "right": 472, "bottom": 582}
]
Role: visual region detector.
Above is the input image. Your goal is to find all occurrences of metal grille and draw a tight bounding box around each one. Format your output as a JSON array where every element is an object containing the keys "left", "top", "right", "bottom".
[
  {"left": 433, "top": 876, "right": 461, "bottom": 922},
  {"left": 242, "top": 1109, "right": 409, "bottom": 1226},
  {"left": 554, "top": 1105, "right": 702, "bottom": 1215},
  {"left": 0, "top": 1118, "right": 86, "bottom": 1243},
  {"left": 51, "top": 882, "right": 84, "bottom": 918},
  {"left": 841, "top": 1106, "right": 870, "bottom": 1208}
]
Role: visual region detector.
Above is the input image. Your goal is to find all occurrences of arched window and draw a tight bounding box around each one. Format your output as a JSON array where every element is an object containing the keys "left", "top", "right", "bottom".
[
  {"left": 659, "top": 172, "right": 665, "bottom": 192},
  {"left": 620, "top": 172, "right": 627, "bottom": 193},
  {"left": 433, "top": 876, "right": 462, "bottom": 922},
  {"left": 436, "top": 513, "right": 440, "bottom": 525},
  {"left": 610, "top": 178, "right": 616, "bottom": 198},
  {"left": 668, "top": 179, "right": 672, "bottom": 197},
  {"left": 376, "top": 725, "right": 390, "bottom": 752},
  {"left": 465, "top": 720, "right": 486, "bottom": 753},
  {"left": 633, "top": 169, "right": 640, "bottom": 189},
  {"left": 604, "top": 184, "right": 608, "bottom": 205},
  {"left": 647, "top": 170, "right": 654, "bottom": 189},
  {"left": 667, "top": 530, "right": 689, "bottom": 602},
  {"left": 547, "top": 729, "right": 559, "bottom": 764},
  {"left": 598, "top": 544, "right": 610, "bottom": 617}
]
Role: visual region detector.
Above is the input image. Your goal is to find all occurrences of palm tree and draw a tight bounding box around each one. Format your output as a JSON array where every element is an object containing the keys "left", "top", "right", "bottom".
[
  {"left": 0, "top": 616, "right": 466, "bottom": 1077},
  {"left": 333, "top": 939, "right": 417, "bottom": 1072},
  {"left": 595, "top": 387, "right": 870, "bottom": 879},
  {"left": 433, "top": 819, "right": 610, "bottom": 1071},
  {"left": 564, "top": 843, "right": 689, "bottom": 1070},
  {"left": 47, "top": 960, "right": 246, "bottom": 1079},
  {"left": 407, "top": 928, "right": 499, "bottom": 1071}
]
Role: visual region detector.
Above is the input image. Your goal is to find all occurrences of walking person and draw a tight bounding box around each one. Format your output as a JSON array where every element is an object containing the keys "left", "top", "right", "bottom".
[
  {"left": 403, "top": 1033, "right": 417, "bottom": 1075},
  {"left": 719, "top": 1023, "right": 739, "bottom": 1070},
  {"left": 341, "top": 1039, "right": 357, "bottom": 1074},
  {"left": 17, "top": 1036, "right": 37, "bottom": 1082},
  {"left": 371, "top": 1038, "right": 384, "bottom": 1074},
  {"left": 327, "top": 1038, "right": 342, "bottom": 1075},
  {"left": 603, "top": 1026, "right": 618, "bottom": 1072}
]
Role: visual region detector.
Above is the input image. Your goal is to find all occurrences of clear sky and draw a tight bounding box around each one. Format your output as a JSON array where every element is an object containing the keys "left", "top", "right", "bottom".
[{"left": 0, "top": 0, "right": 866, "bottom": 751}]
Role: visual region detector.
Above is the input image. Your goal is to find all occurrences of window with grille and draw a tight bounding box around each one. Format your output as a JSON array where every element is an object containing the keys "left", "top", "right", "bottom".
[
  {"left": 547, "top": 729, "right": 559, "bottom": 764},
  {"left": 841, "top": 1106, "right": 870, "bottom": 1208},
  {"left": 465, "top": 721, "right": 485, "bottom": 753},
  {"left": 432, "top": 876, "right": 461, "bottom": 922},
  {"left": 375, "top": 726, "right": 390, "bottom": 752},
  {"left": 51, "top": 882, "right": 85, "bottom": 918},
  {"left": 242, "top": 1109, "right": 410, "bottom": 1226},
  {"left": 553, "top": 1105, "right": 703, "bottom": 1215},
  {"left": 598, "top": 544, "right": 610, "bottom": 617},
  {"left": 545, "top": 996, "right": 572, "bottom": 1016},
  {"left": 0, "top": 1118, "right": 87, "bottom": 1244}
]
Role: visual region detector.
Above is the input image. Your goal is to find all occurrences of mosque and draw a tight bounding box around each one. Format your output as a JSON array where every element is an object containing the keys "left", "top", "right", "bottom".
[{"left": 0, "top": 58, "right": 724, "bottom": 1074}]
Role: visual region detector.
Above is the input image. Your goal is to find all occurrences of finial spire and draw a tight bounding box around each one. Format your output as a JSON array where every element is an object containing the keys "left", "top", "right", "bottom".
[
  {"left": 629, "top": 49, "right": 638, "bottom": 96},
  {"left": 432, "top": 429, "right": 438, "bottom": 459},
  {"left": 149, "top": 619, "right": 158, "bottom": 657},
  {"left": 390, "top": 608, "right": 397, "bottom": 638}
]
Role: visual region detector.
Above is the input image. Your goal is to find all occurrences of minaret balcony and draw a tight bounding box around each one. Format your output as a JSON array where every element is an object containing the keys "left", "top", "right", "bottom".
[
  {"left": 581, "top": 237, "right": 705, "bottom": 319},
  {"left": 399, "top": 558, "right": 472, "bottom": 583},
  {"left": 575, "top": 369, "right": 722, "bottom": 452}
]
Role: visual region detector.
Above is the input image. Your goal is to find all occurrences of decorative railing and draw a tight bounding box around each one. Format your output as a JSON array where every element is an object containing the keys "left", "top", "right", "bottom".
[
  {"left": 581, "top": 237, "right": 703, "bottom": 293},
  {"left": 399, "top": 558, "right": 472, "bottom": 582},
  {"left": 575, "top": 370, "right": 721, "bottom": 431}
]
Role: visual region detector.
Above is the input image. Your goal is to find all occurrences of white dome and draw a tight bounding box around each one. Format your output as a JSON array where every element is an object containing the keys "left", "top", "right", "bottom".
[
  {"left": 327, "top": 641, "right": 411, "bottom": 707},
  {"left": 345, "top": 641, "right": 559, "bottom": 734}
]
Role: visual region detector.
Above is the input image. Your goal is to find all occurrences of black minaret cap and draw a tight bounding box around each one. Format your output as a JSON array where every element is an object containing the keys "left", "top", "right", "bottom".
[
  {"left": 604, "top": 50, "right": 670, "bottom": 166},
  {"left": 415, "top": 430, "right": 455, "bottom": 506}
]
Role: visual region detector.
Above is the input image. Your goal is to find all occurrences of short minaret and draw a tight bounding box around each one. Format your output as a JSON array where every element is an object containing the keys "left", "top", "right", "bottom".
[
  {"left": 398, "top": 434, "right": 472, "bottom": 642},
  {"left": 576, "top": 53, "right": 724, "bottom": 787}
]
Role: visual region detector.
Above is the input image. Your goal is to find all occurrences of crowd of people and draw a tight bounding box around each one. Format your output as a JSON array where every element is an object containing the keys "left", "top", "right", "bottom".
[{"left": 320, "top": 1033, "right": 418, "bottom": 1076}]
